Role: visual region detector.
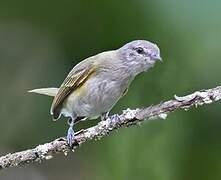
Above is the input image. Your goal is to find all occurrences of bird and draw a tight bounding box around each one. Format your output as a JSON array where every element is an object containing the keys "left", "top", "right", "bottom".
[{"left": 29, "top": 40, "right": 162, "bottom": 147}]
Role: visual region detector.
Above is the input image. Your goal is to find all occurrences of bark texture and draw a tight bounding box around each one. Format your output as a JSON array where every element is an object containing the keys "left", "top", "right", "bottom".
[{"left": 0, "top": 85, "right": 221, "bottom": 170}]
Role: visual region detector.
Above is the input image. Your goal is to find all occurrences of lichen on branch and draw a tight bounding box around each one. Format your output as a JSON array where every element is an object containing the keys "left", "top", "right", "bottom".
[{"left": 0, "top": 85, "right": 221, "bottom": 170}]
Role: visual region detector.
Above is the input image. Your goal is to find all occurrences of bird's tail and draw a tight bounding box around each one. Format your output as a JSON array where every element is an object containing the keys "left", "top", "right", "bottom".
[{"left": 28, "top": 87, "right": 59, "bottom": 97}]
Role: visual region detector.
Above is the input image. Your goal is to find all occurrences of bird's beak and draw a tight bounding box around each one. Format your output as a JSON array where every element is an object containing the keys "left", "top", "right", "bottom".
[
  {"left": 156, "top": 56, "right": 162, "bottom": 62},
  {"left": 152, "top": 54, "right": 162, "bottom": 62}
]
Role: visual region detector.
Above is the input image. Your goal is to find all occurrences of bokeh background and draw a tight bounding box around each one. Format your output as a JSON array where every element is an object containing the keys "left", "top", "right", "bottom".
[{"left": 0, "top": 0, "right": 221, "bottom": 180}]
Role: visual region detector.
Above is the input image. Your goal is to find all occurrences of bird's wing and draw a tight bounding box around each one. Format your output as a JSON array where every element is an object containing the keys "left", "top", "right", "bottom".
[{"left": 51, "top": 60, "right": 97, "bottom": 120}]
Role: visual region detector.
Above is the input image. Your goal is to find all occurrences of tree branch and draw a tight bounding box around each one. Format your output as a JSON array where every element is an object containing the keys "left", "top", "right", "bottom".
[{"left": 1, "top": 85, "right": 221, "bottom": 170}]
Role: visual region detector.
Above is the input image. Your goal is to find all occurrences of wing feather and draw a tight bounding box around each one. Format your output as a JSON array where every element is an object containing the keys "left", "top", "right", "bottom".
[{"left": 51, "top": 63, "right": 96, "bottom": 120}]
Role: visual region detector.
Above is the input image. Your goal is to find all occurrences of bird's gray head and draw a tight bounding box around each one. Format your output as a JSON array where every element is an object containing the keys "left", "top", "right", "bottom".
[{"left": 118, "top": 40, "right": 162, "bottom": 76}]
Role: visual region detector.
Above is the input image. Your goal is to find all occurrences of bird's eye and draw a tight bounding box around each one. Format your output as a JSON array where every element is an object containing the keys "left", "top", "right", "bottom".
[{"left": 136, "top": 47, "right": 144, "bottom": 54}]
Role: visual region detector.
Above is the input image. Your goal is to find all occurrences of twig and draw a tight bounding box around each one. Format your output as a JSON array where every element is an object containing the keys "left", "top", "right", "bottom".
[{"left": 0, "top": 85, "right": 221, "bottom": 170}]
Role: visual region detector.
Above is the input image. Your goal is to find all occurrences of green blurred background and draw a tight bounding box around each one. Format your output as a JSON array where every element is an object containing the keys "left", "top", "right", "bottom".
[{"left": 0, "top": 0, "right": 221, "bottom": 179}]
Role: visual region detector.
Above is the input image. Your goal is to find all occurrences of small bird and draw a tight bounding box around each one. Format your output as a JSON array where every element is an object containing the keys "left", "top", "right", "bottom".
[{"left": 29, "top": 40, "right": 162, "bottom": 147}]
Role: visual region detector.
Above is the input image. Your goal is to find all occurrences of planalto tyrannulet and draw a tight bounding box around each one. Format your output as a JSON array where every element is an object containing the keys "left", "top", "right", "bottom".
[{"left": 29, "top": 40, "right": 162, "bottom": 146}]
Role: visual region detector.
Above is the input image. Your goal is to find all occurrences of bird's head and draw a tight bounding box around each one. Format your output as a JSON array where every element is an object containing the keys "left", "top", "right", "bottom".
[{"left": 118, "top": 40, "right": 162, "bottom": 75}]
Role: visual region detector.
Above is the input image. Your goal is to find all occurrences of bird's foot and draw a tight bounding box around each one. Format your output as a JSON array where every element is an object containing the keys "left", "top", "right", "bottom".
[
  {"left": 66, "top": 126, "right": 75, "bottom": 148},
  {"left": 66, "top": 118, "right": 75, "bottom": 148},
  {"left": 110, "top": 114, "right": 121, "bottom": 122}
]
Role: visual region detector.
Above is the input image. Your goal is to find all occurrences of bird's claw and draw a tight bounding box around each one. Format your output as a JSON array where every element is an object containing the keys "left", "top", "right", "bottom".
[
  {"left": 110, "top": 114, "right": 121, "bottom": 122},
  {"left": 66, "top": 126, "right": 75, "bottom": 148}
]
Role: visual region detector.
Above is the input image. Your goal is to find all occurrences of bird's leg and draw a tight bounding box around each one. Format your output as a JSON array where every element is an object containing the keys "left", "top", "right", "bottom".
[
  {"left": 101, "top": 111, "right": 110, "bottom": 121},
  {"left": 66, "top": 117, "right": 75, "bottom": 148},
  {"left": 66, "top": 116, "right": 86, "bottom": 148}
]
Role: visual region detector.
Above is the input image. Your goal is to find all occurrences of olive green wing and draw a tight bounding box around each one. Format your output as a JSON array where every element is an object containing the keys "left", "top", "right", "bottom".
[{"left": 50, "top": 63, "right": 97, "bottom": 120}]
